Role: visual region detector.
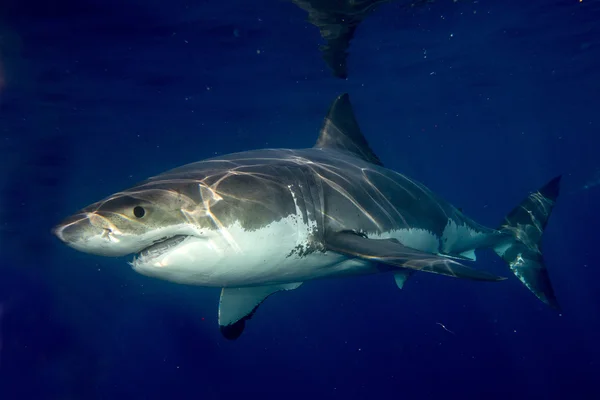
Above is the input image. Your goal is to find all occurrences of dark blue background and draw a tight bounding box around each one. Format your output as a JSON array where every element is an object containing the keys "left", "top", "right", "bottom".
[{"left": 1, "top": 0, "right": 599, "bottom": 399}]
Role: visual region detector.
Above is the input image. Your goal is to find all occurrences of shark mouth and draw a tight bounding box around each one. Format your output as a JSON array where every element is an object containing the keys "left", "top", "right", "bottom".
[{"left": 134, "top": 235, "right": 188, "bottom": 262}]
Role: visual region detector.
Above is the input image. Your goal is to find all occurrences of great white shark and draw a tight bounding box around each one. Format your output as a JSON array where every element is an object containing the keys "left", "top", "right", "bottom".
[{"left": 53, "top": 93, "right": 561, "bottom": 340}]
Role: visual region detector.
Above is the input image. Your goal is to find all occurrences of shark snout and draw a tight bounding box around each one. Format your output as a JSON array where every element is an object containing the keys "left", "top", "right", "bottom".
[
  {"left": 52, "top": 212, "right": 145, "bottom": 257},
  {"left": 52, "top": 213, "right": 98, "bottom": 244}
]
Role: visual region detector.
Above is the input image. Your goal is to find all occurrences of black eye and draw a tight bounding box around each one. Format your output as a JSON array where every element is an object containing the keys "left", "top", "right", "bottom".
[{"left": 133, "top": 206, "right": 145, "bottom": 218}]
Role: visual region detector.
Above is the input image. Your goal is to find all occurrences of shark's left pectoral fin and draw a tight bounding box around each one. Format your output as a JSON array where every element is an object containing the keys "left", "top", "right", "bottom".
[
  {"left": 218, "top": 282, "right": 303, "bottom": 340},
  {"left": 325, "top": 231, "right": 505, "bottom": 282}
]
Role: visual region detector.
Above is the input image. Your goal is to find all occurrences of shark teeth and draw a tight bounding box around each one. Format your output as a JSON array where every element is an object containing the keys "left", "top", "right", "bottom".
[{"left": 131, "top": 235, "right": 188, "bottom": 265}]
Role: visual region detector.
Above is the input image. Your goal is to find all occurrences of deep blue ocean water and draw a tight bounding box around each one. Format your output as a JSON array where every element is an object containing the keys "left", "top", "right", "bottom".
[{"left": 1, "top": 0, "right": 599, "bottom": 399}]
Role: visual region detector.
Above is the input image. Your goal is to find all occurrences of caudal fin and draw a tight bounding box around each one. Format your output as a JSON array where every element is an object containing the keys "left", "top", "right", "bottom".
[{"left": 494, "top": 176, "right": 562, "bottom": 309}]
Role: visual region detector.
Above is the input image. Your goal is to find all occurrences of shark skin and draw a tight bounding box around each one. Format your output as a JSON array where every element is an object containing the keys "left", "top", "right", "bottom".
[{"left": 53, "top": 93, "right": 562, "bottom": 340}]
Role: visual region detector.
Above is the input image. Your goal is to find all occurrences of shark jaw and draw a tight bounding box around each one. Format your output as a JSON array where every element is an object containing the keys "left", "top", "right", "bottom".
[{"left": 132, "top": 234, "right": 190, "bottom": 265}]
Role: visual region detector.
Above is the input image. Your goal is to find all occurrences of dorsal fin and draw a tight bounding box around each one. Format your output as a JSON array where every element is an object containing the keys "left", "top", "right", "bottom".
[{"left": 314, "top": 93, "right": 383, "bottom": 166}]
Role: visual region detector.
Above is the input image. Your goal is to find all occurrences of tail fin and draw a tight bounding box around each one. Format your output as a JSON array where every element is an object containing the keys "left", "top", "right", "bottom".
[{"left": 494, "top": 176, "right": 562, "bottom": 309}]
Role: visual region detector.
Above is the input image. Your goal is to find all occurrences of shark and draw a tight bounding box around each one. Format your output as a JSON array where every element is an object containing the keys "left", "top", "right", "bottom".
[
  {"left": 53, "top": 93, "right": 561, "bottom": 340},
  {"left": 291, "top": 0, "right": 436, "bottom": 78}
]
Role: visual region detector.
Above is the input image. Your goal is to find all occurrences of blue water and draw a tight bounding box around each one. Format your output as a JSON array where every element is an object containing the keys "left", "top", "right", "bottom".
[{"left": 1, "top": 0, "right": 599, "bottom": 399}]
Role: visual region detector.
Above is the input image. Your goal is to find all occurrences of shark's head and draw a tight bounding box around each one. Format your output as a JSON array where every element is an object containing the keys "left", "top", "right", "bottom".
[
  {"left": 54, "top": 190, "right": 192, "bottom": 254},
  {"left": 53, "top": 174, "right": 305, "bottom": 286},
  {"left": 52, "top": 181, "right": 229, "bottom": 276}
]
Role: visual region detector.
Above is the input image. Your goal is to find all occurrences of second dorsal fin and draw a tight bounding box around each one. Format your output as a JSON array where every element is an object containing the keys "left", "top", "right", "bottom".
[{"left": 314, "top": 93, "right": 383, "bottom": 166}]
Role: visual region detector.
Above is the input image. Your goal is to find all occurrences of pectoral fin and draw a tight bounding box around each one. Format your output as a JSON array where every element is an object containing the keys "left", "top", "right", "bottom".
[
  {"left": 218, "top": 282, "right": 302, "bottom": 340},
  {"left": 324, "top": 231, "right": 505, "bottom": 282}
]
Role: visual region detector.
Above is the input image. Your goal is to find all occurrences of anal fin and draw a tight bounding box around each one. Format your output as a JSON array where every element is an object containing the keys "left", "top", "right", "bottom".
[
  {"left": 459, "top": 249, "right": 477, "bottom": 261},
  {"left": 325, "top": 231, "right": 504, "bottom": 282},
  {"left": 218, "top": 282, "right": 302, "bottom": 340}
]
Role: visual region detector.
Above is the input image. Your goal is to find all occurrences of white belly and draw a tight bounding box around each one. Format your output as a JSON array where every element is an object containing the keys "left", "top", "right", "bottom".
[{"left": 131, "top": 213, "right": 378, "bottom": 288}]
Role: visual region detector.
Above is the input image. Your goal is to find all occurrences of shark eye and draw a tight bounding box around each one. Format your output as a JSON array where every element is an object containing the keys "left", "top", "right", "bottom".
[{"left": 133, "top": 206, "right": 146, "bottom": 218}]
